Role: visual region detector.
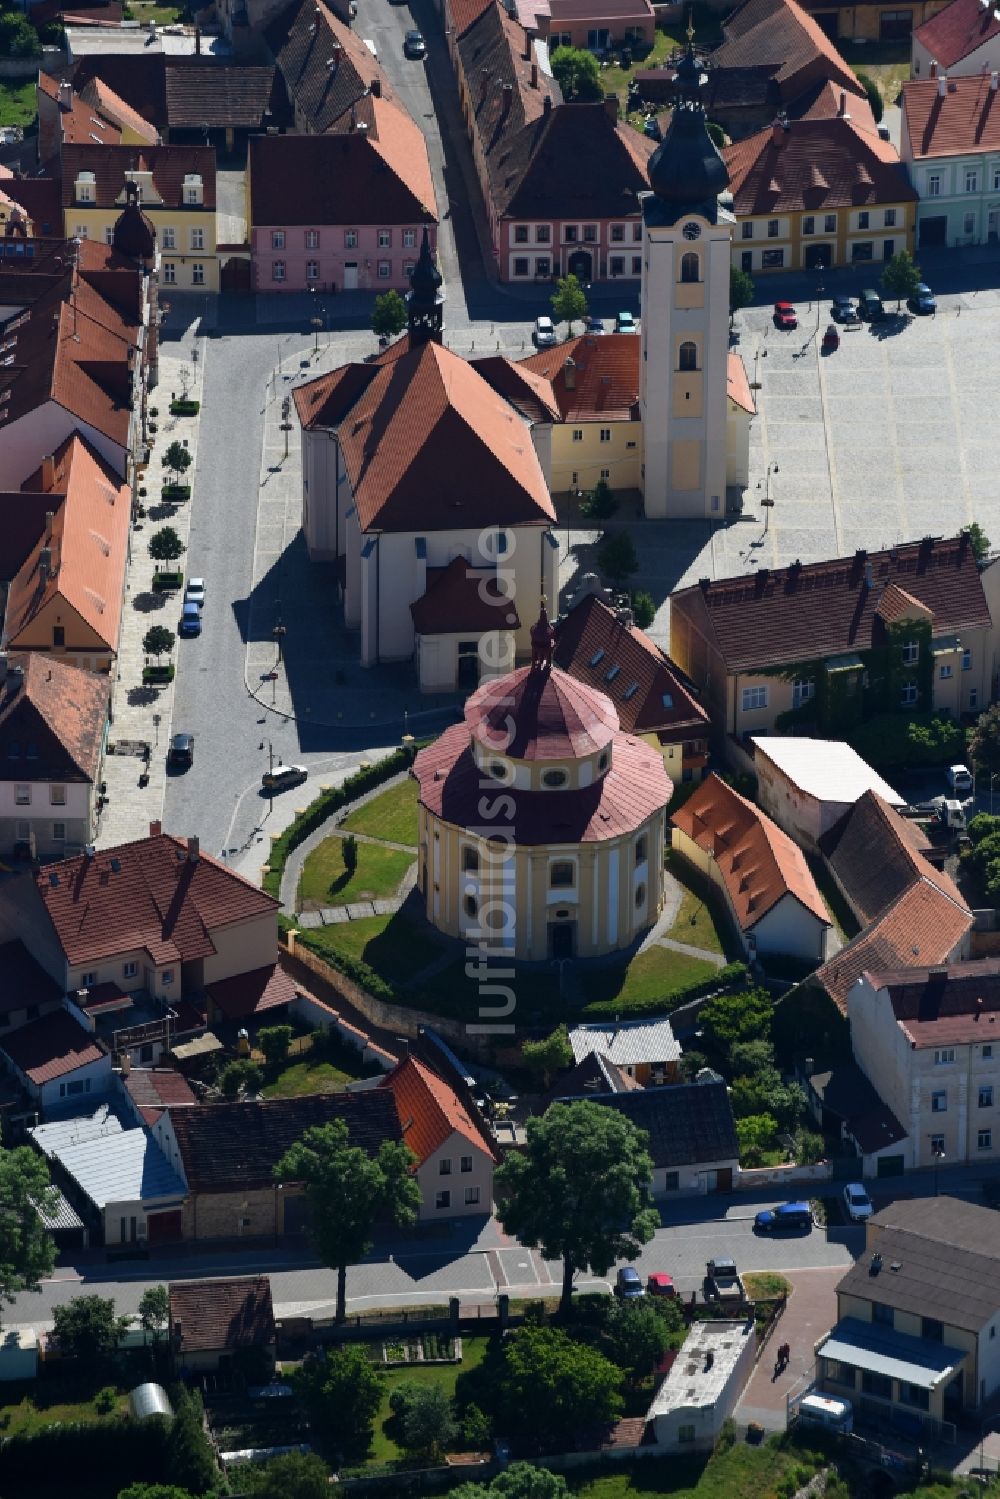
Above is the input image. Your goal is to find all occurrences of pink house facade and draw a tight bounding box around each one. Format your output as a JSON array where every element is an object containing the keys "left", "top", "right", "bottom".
[{"left": 249, "top": 224, "right": 437, "bottom": 293}]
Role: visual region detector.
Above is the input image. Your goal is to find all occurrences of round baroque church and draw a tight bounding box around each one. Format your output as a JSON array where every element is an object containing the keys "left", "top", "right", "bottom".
[{"left": 411, "top": 610, "right": 673, "bottom": 961}]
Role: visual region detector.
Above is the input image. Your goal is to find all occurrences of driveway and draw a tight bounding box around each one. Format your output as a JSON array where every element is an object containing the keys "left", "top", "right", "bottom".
[{"left": 736, "top": 1266, "right": 843, "bottom": 1432}]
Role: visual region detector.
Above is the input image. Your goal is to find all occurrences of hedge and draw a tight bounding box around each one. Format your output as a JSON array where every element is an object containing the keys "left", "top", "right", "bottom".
[
  {"left": 582, "top": 960, "right": 749, "bottom": 1021},
  {"left": 161, "top": 484, "right": 191, "bottom": 501},
  {"left": 848, "top": 711, "right": 966, "bottom": 770},
  {"left": 169, "top": 399, "right": 200, "bottom": 416},
  {"left": 0, "top": 1415, "right": 170, "bottom": 1490},
  {"left": 292, "top": 928, "right": 397, "bottom": 1002}
]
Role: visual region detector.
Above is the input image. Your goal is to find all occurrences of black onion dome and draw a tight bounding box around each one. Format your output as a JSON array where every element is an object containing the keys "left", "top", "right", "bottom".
[
  {"left": 647, "top": 44, "right": 730, "bottom": 206},
  {"left": 409, "top": 226, "right": 442, "bottom": 297},
  {"left": 112, "top": 202, "right": 156, "bottom": 260}
]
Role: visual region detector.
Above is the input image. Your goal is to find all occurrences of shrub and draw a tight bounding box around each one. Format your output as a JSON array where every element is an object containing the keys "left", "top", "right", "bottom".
[
  {"left": 95, "top": 1386, "right": 118, "bottom": 1414},
  {"left": 849, "top": 711, "right": 964, "bottom": 770},
  {"left": 631, "top": 590, "right": 655, "bottom": 628},
  {"left": 169, "top": 399, "right": 200, "bottom": 416},
  {"left": 219, "top": 1059, "right": 263, "bottom": 1099},
  {"left": 855, "top": 69, "right": 883, "bottom": 124},
  {"left": 342, "top": 833, "right": 358, "bottom": 875},
  {"left": 580, "top": 479, "right": 618, "bottom": 520},
  {"left": 258, "top": 1025, "right": 293, "bottom": 1067}
]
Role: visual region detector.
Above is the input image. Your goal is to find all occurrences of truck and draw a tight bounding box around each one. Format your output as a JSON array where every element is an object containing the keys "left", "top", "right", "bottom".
[{"left": 704, "top": 1257, "right": 745, "bottom": 1304}]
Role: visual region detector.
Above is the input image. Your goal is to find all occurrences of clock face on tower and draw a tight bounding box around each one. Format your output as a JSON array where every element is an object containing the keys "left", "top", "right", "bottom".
[{"left": 682, "top": 221, "right": 701, "bottom": 240}]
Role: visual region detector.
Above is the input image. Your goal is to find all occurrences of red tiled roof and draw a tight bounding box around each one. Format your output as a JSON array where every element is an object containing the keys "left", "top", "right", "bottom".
[
  {"left": 866, "top": 958, "right": 1000, "bottom": 1047},
  {"left": 470, "top": 353, "right": 562, "bottom": 424},
  {"left": 37, "top": 72, "right": 122, "bottom": 148},
  {"left": 0, "top": 651, "right": 108, "bottom": 784},
  {"left": 78, "top": 77, "right": 159, "bottom": 144},
  {"left": 36, "top": 833, "right": 278, "bottom": 968},
  {"left": 875, "top": 581, "right": 931, "bottom": 623},
  {"left": 381, "top": 1055, "right": 496, "bottom": 1165},
  {"left": 723, "top": 114, "right": 915, "bottom": 214},
  {"left": 714, "top": 0, "right": 863, "bottom": 97},
  {"left": 450, "top": 0, "right": 494, "bottom": 37},
  {"left": 59, "top": 143, "right": 216, "bottom": 211},
  {"left": 819, "top": 791, "right": 945, "bottom": 927},
  {"left": 0, "top": 1008, "right": 106, "bottom": 1084},
  {"left": 410, "top": 557, "right": 521, "bottom": 635},
  {"left": 164, "top": 64, "right": 277, "bottom": 130},
  {"left": 125, "top": 1066, "right": 197, "bottom": 1128},
  {"left": 553, "top": 593, "right": 708, "bottom": 746},
  {"left": 168, "top": 1276, "right": 275, "bottom": 1354},
  {"left": 205, "top": 962, "right": 296, "bottom": 1021},
  {"left": 673, "top": 773, "right": 831, "bottom": 929},
  {"left": 903, "top": 74, "right": 1000, "bottom": 159},
  {"left": 913, "top": 0, "right": 1000, "bottom": 70},
  {"left": 727, "top": 351, "right": 755, "bottom": 414},
  {"left": 467, "top": 662, "right": 618, "bottom": 760},
  {"left": 670, "top": 536, "right": 991, "bottom": 674},
  {"left": 519, "top": 333, "right": 641, "bottom": 422}
]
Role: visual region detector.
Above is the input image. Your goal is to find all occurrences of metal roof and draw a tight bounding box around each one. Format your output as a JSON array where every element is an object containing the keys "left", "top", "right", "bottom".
[
  {"left": 818, "top": 1318, "right": 964, "bottom": 1391},
  {"left": 751, "top": 737, "right": 904, "bottom": 807},
  {"left": 569, "top": 1016, "right": 680, "bottom": 1068},
  {"left": 30, "top": 1111, "right": 184, "bottom": 1209},
  {"left": 31, "top": 1187, "right": 84, "bottom": 1232}
]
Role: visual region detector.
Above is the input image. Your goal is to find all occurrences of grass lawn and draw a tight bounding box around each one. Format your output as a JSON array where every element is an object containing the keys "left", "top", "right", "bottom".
[
  {"left": 843, "top": 38, "right": 910, "bottom": 109},
  {"left": 127, "top": 0, "right": 186, "bottom": 20},
  {"left": 743, "top": 1271, "right": 791, "bottom": 1301},
  {"left": 342, "top": 779, "right": 419, "bottom": 847},
  {"left": 579, "top": 944, "right": 717, "bottom": 1016},
  {"left": 366, "top": 1336, "right": 490, "bottom": 1466},
  {"left": 667, "top": 876, "right": 727, "bottom": 957},
  {"left": 300, "top": 911, "right": 444, "bottom": 986},
  {"left": 0, "top": 1388, "right": 128, "bottom": 1437},
  {"left": 298, "top": 837, "right": 414, "bottom": 911},
  {"left": 603, "top": 5, "right": 724, "bottom": 110},
  {"left": 262, "top": 1059, "right": 354, "bottom": 1097},
  {"left": 0, "top": 81, "right": 37, "bottom": 130},
  {"left": 569, "top": 1433, "right": 823, "bottom": 1498}
]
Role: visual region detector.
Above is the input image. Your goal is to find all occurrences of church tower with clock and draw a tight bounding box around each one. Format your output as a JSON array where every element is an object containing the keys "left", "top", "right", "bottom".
[{"left": 639, "top": 38, "right": 737, "bottom": 521}]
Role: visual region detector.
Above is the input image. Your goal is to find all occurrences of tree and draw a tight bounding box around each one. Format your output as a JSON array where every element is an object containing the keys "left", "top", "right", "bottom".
[
  {"left": 391, "top": 1382, "right": 458, "bottom": 1458},
  {"left": 549, "top": 45, "right": 603, "bottom": 101},
  {"left": 342, "top": 833, "right": 359, "bottom": 875},
  {"left": 219, "top": 1058, "right": 263, "bottom": 1099},
  {"left": 143, "top": 625, "right": 175, "bottom": 663},
  {"left": 118, "top": 1487, "right": 195, "bottom": 1499},
  {"left": 607, "top": 1299, "right": 670, "bottom": 1381},
  {"left": 241, "top": 1450, "right": 331, "bottom": 1499},
  {"left": 881, "top": 249, "right": 922, "bottom": 310},
  {"left": 580, "top": 478, "right": 618, "bottom": 520},
  {"left": 274, "top": 1117, "right": 419, "bottom": 1322},
  {"left": 461, "top": 1401, "right": 493, "bottom": 1450},
  {"left": 730, "top": 1068, "right": 806, "bottom": 1131},
  {"left": 0, "top": 12, "right": 42, "bottom": 57},
  {"left": 735, "top": 1112, "right": 779, "bottom": 1166},
  {"left": 551, "top": 273, "right": 589, "bottom": 333},
  {"left": 165, "top": 1386, "right": 217, "bottom": 1495},
  {"left": 855, "top": 70, "right": 883, "bottom": 124},
  {"left": 148, "top": 526, "right": 185, "bottom": 564},
  {"left": 137, "top": 1285, "right": 169, "bottom": 1346},
  {"left": 521, "top": 1024, "right": 573, "bottom": 1089},
  {"left": 258, "top": 1025, "right": 294, "bottom": 1067},
  {"left": 372, "top": 289, "right": 408, "bottom": 340},
  {"left": 163, "top": 441, "right": 192, "bottom": 484},
  {"left": 494, "top": 1099, "right": 659, "bottom": 1314},
  {"left": 970, "top": 703, "right": 1000, "bottom": 779},
  {"left": 494, "top": 1323, "right": 622, "bottom": 1446},
  {"left": 598, "top": 530, "right": 639, "bottom": 586},
  {"left": 51, "top": 1294, "right": 131, "bottom": 1365},
  {"left": 700, "top": 987, "right": 772, "bottom": 1062},
  {"left": 631, "top": 590, "right": 655, "bottom": 629},
  {"left": 0, "top": 1145, "right": 56, "bottom": 1313},
  {"left": 452, "top": 1467, "right": 570, "bottom": 1499},
  {"left": 293, "top": 1344, "right": 385, "bottom": 1459},
  {"left": 966, "top": 522, "right": 991, "bottom": 561},
  {"left": 729, "top": 264, "right": 755, "bottom": 318},
  {"left": 729, "top": 1038, "right": 776, "bottom": 1076}
]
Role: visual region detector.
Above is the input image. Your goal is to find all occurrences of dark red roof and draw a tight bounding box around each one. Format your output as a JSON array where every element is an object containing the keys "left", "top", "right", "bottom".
[
  {"left": 168, "top": 1276, "right": 275, "bottom": 1354},
  {"left": 467, "top": 663, "right": 618, "bottom": 760},
  {"left": 59, "top": 144, "right": 216, "bottom": 211},
  {"left": 411, "top": 557, "right": 521, "bottom": 635},
  {"left": 723, "top": 114, "right": 916, "bottom": 215},
  {"left": 125, "top": 1066, "right": 197, "bottom": 1127},
  {"left": 867, "top": 958, "right": 1000, "bottom": 1047},
  {"left": 0, "top": 652, "right": 108, "bottom": 784},
  {"left": 902, "top": 74, "right": 1000, "bottom": 160},
  {"left": 205, "top": 962, "right": 296, "bottom": 1021},
  {"left": 913, "top": 0, "right": 1000, "bottom": 69},
  {"left": 0, "top": 1009, "right": 106, "bottom": 1085}
]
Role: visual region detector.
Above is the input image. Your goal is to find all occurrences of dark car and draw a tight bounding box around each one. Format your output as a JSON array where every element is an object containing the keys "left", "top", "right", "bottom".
[
  {"left": 179, "top": 600, "right": 202, "bottom": 637},
  {"left": 585, "top": 316, "right": 607, "bottom": 335},
  {"left": 403, "top": 29, "right": 426, "bottom": 57},
  {"left": 773, "top": 300, "right": 797, "bottom": 330},
  {"left": 754, "top": 1201, "right": 813, "bottom": 1234},
  {"left": 831, "top": 295, "right": 857, "bottom": 323},
  {"left": 822, "top": 323, "right": 840, "bottom": 351},
  {"left": 614, "top": 1267, "right": 645, "bottom": 1299},
  {"left": 908, "top": 281, "right": 937, "bottom": 315},
  {"left": 168, "top": 733, "right": 194, "bottom": 770},
  {"left": 858, "top": 288, "right": 884, "bottom": 321}
]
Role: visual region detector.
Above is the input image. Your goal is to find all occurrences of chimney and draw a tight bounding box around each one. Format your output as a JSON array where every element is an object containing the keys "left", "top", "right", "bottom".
[
  {"left": 563, "top": 357, "right": 576, "bottom": 389},
  {"left": 149, "top": 820, "right": 162, "bottom": 837},
  {"left": 523, "top": 28, "right": 531, "bottom": 60},
  {"left": 501, "top": 82, "right": 514, "bottom": 117},
  {"left": 865, "top": 561, "right": 874, "bottom": 587},
  {"left": 480, "top": 67, "right": 491, "bottom": 103},
  {"left": 939, "top": 71, "right": 947, "bottom": 96},
  {"left": 543, "top": 93, "right": 552, "bottom": 114},
  {"left": 194, "top": 23, "right": 201, "bottom": 52},
  {"left": 771, "top": 117, "right": 786, "bottom": 146},
  {"left": 39, "top": 546, "right": 51, "bottom": 582},
  {"left": 0, "top": 653, "right": 7, "bottom": 686},
  {"left": 531, "top": 60, "right": 538, "bottom": 88},
  {"left": 40, "top": 454, "right": 55, "bottom": 491},
  {"left": 187, "top": 835, "right": 200, "bottom": 863},
  {"left": 370, "top": 76, "right": 381, "bottom": 97},
  {"left": 57, "top": 79, "right": 73, "bottom": 111},
  {"left": 604, "top": 92, "right": 619, "bottom": 121},
  {"left": 992, "top": 71, "right": 998, "bottom": 90},
  {"left": 44, "top": 510, "right": 54, "bottom": 540},
  {"left": 838, "top": 90, "right": 847, "bottom": 116}
]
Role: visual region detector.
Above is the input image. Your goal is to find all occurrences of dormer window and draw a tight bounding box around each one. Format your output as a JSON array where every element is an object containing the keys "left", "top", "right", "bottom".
[
  {"left": 76, "top": 171, "right": 96, "bottom": 204},
  {"left": 183, "top": 174, "right": 203, "bottom": 206}
]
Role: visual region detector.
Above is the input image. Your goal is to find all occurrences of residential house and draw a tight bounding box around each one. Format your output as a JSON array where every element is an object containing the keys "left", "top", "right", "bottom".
[
  {"left": 454, "top": 0, "right": 656, "bottom": 282},
  {"left": 797, "top": 0, "right": 947, "bottom": 42},
  {"left": 672, "top": 772, "right": 835, "bottom": 962},
  {"left": 668, "top": 537, "right": 993, "bottom": 745},
  {"left": 247, "top": 125, "right": 437, "bottom": 294},
  {"left": 62, "top": 142, "right": 218, "bottom": 291},
  {"left": 204, "top": 963, "right": 297, "bottom": 1030},
  {"left": 849, "top": 960, "right": 1000, "bottom": 1169},
  {"left": 901, "top": 73, "right": 1000, "bottom": 248},
  {"left": 532, "top": 0, "right": 656, "bottom": 53},
  {"left": 0, "top": 652, "right": 108, "bottom": 862},
  {"left": 646, "top": 1321, "right": 756, "bottom": 1449},
  {"left": 30, "top": 1104, "right": 186, "bottom": 1246},
  {"left": 751, "top": 737, "right": 905, "bottom": 848},
  {"left": 0, "top": 174, "right": 62, "bottom": 242},
  {"left": 567, "top": 1016, "right": 680, "bottom": 1085},
  {"left": 266, "top": 0, "right": 401, "bottom": 136},
  {"left": 292, "top": 329, "right": 558, "bottom": 693},
  {"left": 122, "top": 1066, "right": 197, "bottom": 1128},
  {"left": 153, "top": 1091, "right": 403, "bottom": 1241},
  {"left": 0, "top": 939, "right": 64, "bottom": 1036},
  {"left": 722, "top": 102, "right": 917, "bottom": 273},
  {"left": 819, "top": 1197, "right": 1000, "bottom": 1427},
  {"left": 805, "top": 1060, "right": 908, "bottom": 1177},
  {"left": 912, "top": 0, "right": 1000, "bottom": 78},
  {"left": 0, "top": 1008, "right": 111, "bottom": 1109},
  {"left": 169, "top": 1277, "right": 276, "bottom": 1373},
  {"left": 2, "top": 435, "right": 132, "bottom": 675},
  {"left": 380, "top": 1055, "right": 495, "bottom": 1218},
  {"left": 36, "top": 71, "right": 128, "bottom": 167},
  {"left": 819, "top": 789, "right": 944, "bottom": 927},
  {"left": 552, "top": 591, "right": 711, "bottom": 786}
]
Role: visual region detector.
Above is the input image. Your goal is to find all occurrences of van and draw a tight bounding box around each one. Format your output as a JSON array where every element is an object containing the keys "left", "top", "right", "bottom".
[
  {"left": 797, "top": 1394, "right": 853, "bottom": 1434},
  {"left": 858, "top": 288, "right": 884, "bottom": 322}
]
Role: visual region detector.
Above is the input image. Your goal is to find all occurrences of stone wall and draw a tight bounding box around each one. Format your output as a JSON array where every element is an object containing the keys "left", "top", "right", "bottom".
[{"left": 182, "top": 1185, "right": 296, "bottom": 1241}]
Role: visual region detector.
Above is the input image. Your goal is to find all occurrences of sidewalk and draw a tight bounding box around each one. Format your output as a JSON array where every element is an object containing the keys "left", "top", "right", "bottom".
[{"left": 736, "top": 1267, "right": 842, "bottom": 1432}]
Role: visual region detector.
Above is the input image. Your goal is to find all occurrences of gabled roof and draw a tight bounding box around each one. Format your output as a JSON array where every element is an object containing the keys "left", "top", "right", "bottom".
[
  {"left": 470, "top": 353, "right": 562, "bottom": 423},
  {"left": 864, "top": 958, "right": 1000, "bottom": 1048},
  {"left": 248, "top": 119, "right": 436, "bottom": 228},
  {"left": 819, "top": 790, "right": 942, "bottom": 926},
  {"left": 5, "top": 435, "right": 131, "bottom": 655},
  {"left": 410, "top": 557, "right": 521, "bottom": 635},
  {"left": 124, "top": 1066, "right": 197, "bottom": 1128},
  {"left": 77, "top": 76, "right": 159, "bottom": 144},
  {"left": 32, "top": 1110, "right": 184, "bottom": 1205},
  {"left": 671, "top": 537, "right": 991, "bottom": 674},
  {"left": 569, "top": 1017, "right": 679, "bottom": 1067},
  {"left": 169, "top": 1276, "right": 275, "bottom": 1354},
  {"left": 902, "top": 73, "right": 1000, "bottom": 160},
  {"left": 167, "top": 1091, "right": 402, "bottom": 1192},
  {"left": 295, "top": 339, "right": 554, "bottom": 534},
  {"left": 205, "top": 962, "right": 296, "bottom": 1021},
  {"left": 0, "top": 652, "right": 107, "bottom": 784},
  {"left": 38, "top": 71, "right": 122, "bottom": 147},
  {"left": 727, "top": 351, "right": 755, "bottom": 414},
  {"left": 59, "top": 143, "right": 217, "bottom": 210},
  {"left": 673, "top": 772, "right": 831, "bottom": 930},
  {"left": 713, "top": 0, "right": 863, "bottom": 97},
  {"left": 913, "top": 0, "right": 1000, "bottom": 69},
  {"left": 35, "top": 833, "right": 279, "bottom": 968},
  {"left": 0, "top": 1008, "right": 107, "bottom": 1084},
  {"left": 554, "top": 593, "right": 708, "bottom": 746},
  {"left": 583, "top": 1080, "right": 739, "bottom": 1168},
  {"left": 267, "top": 0, "right": 400, "bottom": 133},
  {"left": 381, "top": 1055, "right": 496, "bottom": 1165},
  {"left": 547, "top": 1049, "right": 641, "bottom": 1101},
  {"left": 519, "top": 332, "right": 641, "bottom": 422},
  {"left": 723, "top": 113, "right": 915, "bottom": 215},
  {"left": 164, "top": 64, "right": 277, "bottom": 128},
  {"left": 752, "top": 738, "right": 904, "bottom": 808}
]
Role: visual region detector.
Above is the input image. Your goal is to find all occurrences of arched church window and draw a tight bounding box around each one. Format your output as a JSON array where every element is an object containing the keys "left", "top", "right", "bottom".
[
  {"left": 680, "top": 251, "right": 700, "bottom": 283},
  {"left": 679, "top": 341, "right": 698, "bottom": 372}
]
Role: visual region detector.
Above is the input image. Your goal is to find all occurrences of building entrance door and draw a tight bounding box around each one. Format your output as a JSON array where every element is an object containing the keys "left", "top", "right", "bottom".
[
  {"left": 549, "top": 921, "right": 576, "bottom": 958},
  {"left": 343, "top": 262, "right": 359, "bottom": 290}
]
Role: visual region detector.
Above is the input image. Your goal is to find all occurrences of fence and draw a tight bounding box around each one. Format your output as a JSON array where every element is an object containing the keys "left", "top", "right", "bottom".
[{"left": 737, "top": 1161, "right": 833, "bottom": 1190}]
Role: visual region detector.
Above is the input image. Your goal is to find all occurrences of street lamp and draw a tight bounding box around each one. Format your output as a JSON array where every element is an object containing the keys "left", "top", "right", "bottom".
[
  {"left": 761, "top": 461, "right": 778, "bottom": 532},
  {"left": 931, "top": 1141, "right": 946, "bottom": 1196},
  {"left": 815, "top": 264, "right": 826, "bottom": 333}
]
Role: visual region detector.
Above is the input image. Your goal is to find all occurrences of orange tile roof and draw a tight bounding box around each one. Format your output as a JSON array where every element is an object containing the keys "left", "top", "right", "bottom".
[
  {"left": 38, "top": 71, "right": 122, "bottom": 148},
  {"left": 902, "top": 74, "right": 1000, "bottom": 159},
  {"left": 798, "top": 78, "right": 880, "bottom": 135},
  {"left": 727, "top": 351, "right": 755, "bottom": 414},
  {"left": 819, "top": 790, "right": 951, "bottom": 927},
  {"left": 673, "top": 772, "right": 831, "bottom": 929},
  {"left": 520, "top": 332, "right": 641, "bottom": 422},
  {"left": 381, "top": 1055, "right": 496, "bottom": 1165},
  {"left": 723, "top": 114, "right": 915, "bottom": 214},
  {"left": 79, "top": 77, "right": 160, "bottom": 145},
  {"left": 913, "top": 0, "right": 1000, "bottom": 70},
  {"left": 875, "top": 582, "right": 932, "bottom": 624},
  {"left": 5, "top": 435, "right": 131, "bottom": 655},
  {"left": 370, "top": 93, "right": 438, "bottom": 223},
  {"left": 0, "top": 651, "right": 108, "bottom": 783}
]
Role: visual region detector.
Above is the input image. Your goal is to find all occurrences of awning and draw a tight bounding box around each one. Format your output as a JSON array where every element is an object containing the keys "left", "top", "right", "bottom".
[
  {"left": 818, "top": 1318, "right": 963, "bottom": 1391},
  {"left": 825, "top": 654, "right": 865, "bottom": 673},
  {"left": 170, "top": 1031, "right": 223, "bottom": 1061}
]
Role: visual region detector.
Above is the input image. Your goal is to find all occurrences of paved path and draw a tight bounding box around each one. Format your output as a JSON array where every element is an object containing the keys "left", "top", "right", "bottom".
[
  {"left": 652, "top": 936, "right": 727, "bottom": 967},
  {"left": 736, "top": 1267, "right": 842, "bottom": 1433},
  {"left": 278, "top": 769, "right": 414, "bottom": 912}
]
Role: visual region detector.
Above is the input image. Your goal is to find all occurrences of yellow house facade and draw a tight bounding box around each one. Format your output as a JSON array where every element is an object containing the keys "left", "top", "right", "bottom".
[
  {"left": 519, "top": 332, "right": 643, "bottom": 496},
  {"left": 799, "top": 0, "right": 947, "bottom": 42}
]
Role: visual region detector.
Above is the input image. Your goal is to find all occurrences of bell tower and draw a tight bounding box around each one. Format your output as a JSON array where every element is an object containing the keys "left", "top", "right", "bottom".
[
  {"left": 407, "top": 227, "right": 444, "bottom": 346},
  {"left": 639, "top": 33, "right": 734, "bottom": 520}
]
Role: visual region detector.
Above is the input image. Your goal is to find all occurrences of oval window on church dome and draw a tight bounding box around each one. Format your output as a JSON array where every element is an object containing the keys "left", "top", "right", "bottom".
[
  {"left": 488, "top": 760, "right": 510, "bottom": 781},
  {"left": 542, "top": 769, "right": 568, "bottom": 788}
]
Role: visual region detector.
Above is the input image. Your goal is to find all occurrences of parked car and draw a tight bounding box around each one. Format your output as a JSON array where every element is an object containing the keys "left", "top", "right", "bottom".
[
  {"left": 185, "top": 577, "right": 205, "bottom": 609},
  {"left": 908, "top": 282, "right": 936, "bottom": 315},
  {"left": 179, "top": 601, "right": 202, "bottom": 637},
  {"left": 831, "top": 295, "right": 858, "bottom": 323},
  {"left": 586, "top": 316, "right": 607, "bottom": 335},
  {"left": 773, "top": 301, "right": 797, "bottom": 330},
  {"left": 858, "top": 288, "right": 884, "bottom": 321},
  {"left": 534, "top": 315, "right": 557, "bottom": 347},
  {"left": 947, "top": 763, "right": 973, "bottom": 793},
  {"left": 754, "top": 1201, "right": 813, "bottom": 1234},
  {"left": 647, "top": 1272, "right": 676, "bottom": 1297},
  {"left": 403, "top": 29, "right": 426, "bottom": 57},
  {"left": 704, "top": 1257, "right": 745, "bottom": 1302},
  {"left": 615, "top": 311, "right": 637, "bottom": 333},
  {"left": 614, "top": 1266, "right": 645, "bottom": 1299},
  {"left": 797, "top": 1394, "right": 853, "bottom": 1434},
  {"left": 262, "top": 763, "right": 309, "bottom": 793},
  {"left": 168, "top": 733, "right": 194, "bottom": 769},
  {"left": 822, "top": 323, "right": 839, "bottom": 352},
  {"left": 843, "top": 1182, "right": 873, "bottom": 1223},
  {"left": 642, "top": 116, "right": 661, "bottom": 141}
]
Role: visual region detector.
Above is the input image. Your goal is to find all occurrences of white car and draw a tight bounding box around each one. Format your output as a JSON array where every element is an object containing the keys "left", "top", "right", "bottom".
[
  {"left": 262, "top": 764, "right": 309, "bottom": 793},
  {"left": 843, "top": 1183, "right": 873, "bottom": 1223},
  {"left": 185, "top": 577, "right": 206, "bottom": 609},
  {"left": 947, "top": 764, "right": 973, "bottom": 793},
  {"left": 534, "top": 315, "right": 557, "bottom": 348}
]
